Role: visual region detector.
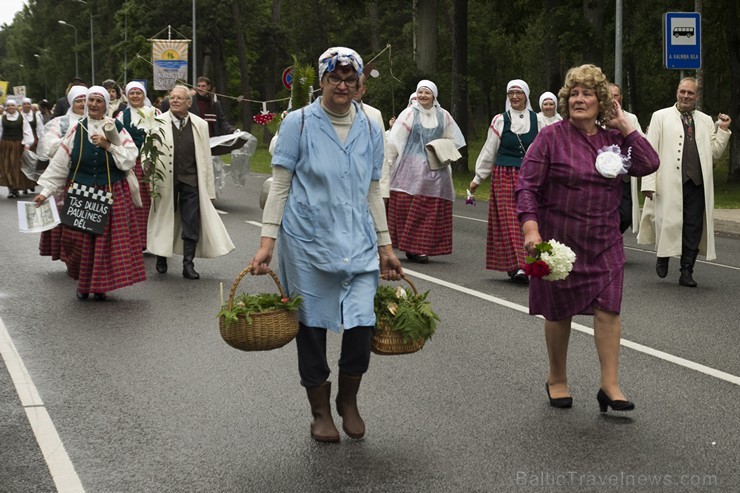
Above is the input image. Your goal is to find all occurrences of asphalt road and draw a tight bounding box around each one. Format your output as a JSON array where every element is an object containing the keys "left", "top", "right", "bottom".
[{"left": 1, "top": 177, "right": 739, "bottom": 493}]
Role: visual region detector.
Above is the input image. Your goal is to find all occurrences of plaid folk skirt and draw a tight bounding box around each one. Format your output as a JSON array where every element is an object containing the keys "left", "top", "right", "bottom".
[
  {"left": 132, "top": 158, "right": 151, "bottom": 248},
  {"left": 50, "top": 179, "right": 146, "bottom": 294},
  {"left": 388, "top": 191, "right": 453, "bottom": 256},
  {"left": 486, "top": 166, "right": 526, "bottom": 272}
]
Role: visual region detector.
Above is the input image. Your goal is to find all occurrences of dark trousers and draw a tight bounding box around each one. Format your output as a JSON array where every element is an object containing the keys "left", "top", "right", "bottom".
[
  {"left": 296, "top": 323, "right": 373, "bottom": 388},
  {"left": 682, "top": 179, "right": 705, "bottom": 257},
  {"left": 175, "top": 182, "right": 201, "bottom": 242}
]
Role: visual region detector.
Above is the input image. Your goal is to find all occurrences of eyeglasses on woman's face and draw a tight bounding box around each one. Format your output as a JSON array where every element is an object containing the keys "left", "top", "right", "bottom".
[{"left": 325, "top": 74, "right": 360, "bottom": 89}]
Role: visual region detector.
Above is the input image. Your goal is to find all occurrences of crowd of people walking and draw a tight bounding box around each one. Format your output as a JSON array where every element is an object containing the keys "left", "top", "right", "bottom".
[{"left": 2, "top": 46, "right": 733, "bottom": 442}]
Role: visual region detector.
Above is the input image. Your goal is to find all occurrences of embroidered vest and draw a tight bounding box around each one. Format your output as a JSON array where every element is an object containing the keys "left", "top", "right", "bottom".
[
  {"left": 495, "top": 110, "right": 538, "bottom": 168},
  {"left": 68, "top": 118, "right": 127, "bottom": 186},
  {"left": 1, "top": 115, "right": 24, "bottom": 141}
]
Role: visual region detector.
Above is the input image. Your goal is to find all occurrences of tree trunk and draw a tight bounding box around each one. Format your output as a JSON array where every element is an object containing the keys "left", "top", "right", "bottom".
[
  {"left": 232, "top": 0, "right": 251, "bottom": 131},
  {"left": 451, "top": 0, "right": 468, "bottom": 173},
  {"left": 263, "top": 0, "right": 281, "bottom": 143},
  {"left": 544, "top": 0, "right": 561, "bottom": 91},
  {"left": 582, "top": 0, "right": 604, "bottom": 67},
  {"left": 368, "top": 1, "right": 381, "bottom": 53},
  {"left": 726, "top": 0, "right": 740, "bottom": 181},
  {"left": 414, "top": 0, "right": 438, "bottom": 74}
]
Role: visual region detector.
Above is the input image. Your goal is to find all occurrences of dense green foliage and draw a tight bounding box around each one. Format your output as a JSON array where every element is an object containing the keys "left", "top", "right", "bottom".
[{"left": 2, "top": 0, "right": 737, "bottom": 183}]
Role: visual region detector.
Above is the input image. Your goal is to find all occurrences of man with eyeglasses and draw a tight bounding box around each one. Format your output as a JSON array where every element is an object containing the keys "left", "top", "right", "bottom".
[
  {"left": 249, "top": 47, "right": 402, "bottom": 443},
  {"left": 146, "top": 85, "right": 234, "bottom": 280}
]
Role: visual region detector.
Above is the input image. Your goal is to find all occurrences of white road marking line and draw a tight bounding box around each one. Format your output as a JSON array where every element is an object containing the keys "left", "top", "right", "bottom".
[
  {"left": 455, "top": 213, "right": 740, "bottom": 270},
  {"left": 242, "top": 220, "right": 740, "bottom": 386},
  {"left": 452, "top": 214, "right": 487, "bottom": 223},
  {"left": 623, "top": 246, "right": 740, "bottom": 270},
  {"left": 404, "top": 268, "right": 740, "bottom": 387},
  {"left": 0, "top": 318, "right": 85, "bottom": 492}
]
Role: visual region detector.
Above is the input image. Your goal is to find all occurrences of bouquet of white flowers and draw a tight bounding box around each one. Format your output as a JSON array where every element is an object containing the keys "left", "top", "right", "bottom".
[{"left": 524, "top": 239, "right": 576, "bottom": 281}]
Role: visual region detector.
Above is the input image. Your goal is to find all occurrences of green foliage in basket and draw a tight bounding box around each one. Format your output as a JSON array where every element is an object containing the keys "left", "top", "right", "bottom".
[
  {"left": 218, "top": 293, "right": 302, "bottom": 328},
  {"left": 374, "top": 285, "right": 440, "bottom": 343}
]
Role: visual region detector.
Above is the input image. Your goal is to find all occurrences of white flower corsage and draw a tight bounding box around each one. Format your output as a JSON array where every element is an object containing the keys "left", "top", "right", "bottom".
[{"left": 595, "top": 145, "right": 631, "bottom": 178}]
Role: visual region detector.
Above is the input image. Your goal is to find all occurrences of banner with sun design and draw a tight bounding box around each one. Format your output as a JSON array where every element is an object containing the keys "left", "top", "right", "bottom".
[{"left": 152, "top": 40, "right": 190, "bottom": 90}]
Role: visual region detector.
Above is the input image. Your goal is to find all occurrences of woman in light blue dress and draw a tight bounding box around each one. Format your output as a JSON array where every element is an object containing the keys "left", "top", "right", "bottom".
[{"left": 250, "top": 47, "right": 402, "bottom": 443}]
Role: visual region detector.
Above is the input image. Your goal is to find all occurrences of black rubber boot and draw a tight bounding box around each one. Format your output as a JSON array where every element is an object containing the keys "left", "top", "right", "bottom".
[
  {"left": 679, "top": 250, "right": 698, "bottom": 288},
  {"left": 182, "top": 240, "right": 200, "bottom": 280}
]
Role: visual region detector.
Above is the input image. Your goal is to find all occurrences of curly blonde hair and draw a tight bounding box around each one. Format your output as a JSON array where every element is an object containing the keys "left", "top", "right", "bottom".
[{"left": 557, "top": 64, "right": 614, "bottom": 123}]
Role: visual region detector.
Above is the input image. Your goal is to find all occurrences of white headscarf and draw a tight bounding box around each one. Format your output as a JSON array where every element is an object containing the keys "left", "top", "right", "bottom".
[
  {"left": 415, "top": 79, "right": 441, "bottom": 111},
  {"left": 318, "top": 47, "right": 363, "bottom": 80},
  {"left": 124, "top": 81, "right": 152, "bottom": 108},
  {"left": 505, "top": 79, "right": 533, "bottom": 111},
  {"left": 67, "top": 86, "right": 88, "bottom": 107},
  {"left": 538, "top": 91, "right": 557, "bottom": 111},
  {"left": 416, "top": 79, "right": 438, "bottom": 99},
  {"left": 5, "top": 100, "right": 17, "bottom": 108},
  {"left": 22, "top": 97, "right": 32, "bottom": 104},
  {"left": 407, "top": 92, "right": 418, "bottom": 107},
  {"left": 85, "top": 85, "right": 110, "bottom": 120}
]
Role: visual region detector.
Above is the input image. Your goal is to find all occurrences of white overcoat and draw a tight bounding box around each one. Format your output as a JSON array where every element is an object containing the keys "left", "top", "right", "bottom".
[
  {"left": 637, "top": 105, "right": 730, "bottom": 261},
  {"left": 146, "top": 111, "right": 235, "bottom": 258}
]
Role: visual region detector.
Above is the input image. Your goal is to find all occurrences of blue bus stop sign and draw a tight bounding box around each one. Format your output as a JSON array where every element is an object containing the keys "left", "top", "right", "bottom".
[{"left": 664, "top": 12, "right": 701, "bottom": 69}]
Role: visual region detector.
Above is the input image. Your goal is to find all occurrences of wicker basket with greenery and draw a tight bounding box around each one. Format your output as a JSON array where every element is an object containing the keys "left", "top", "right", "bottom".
[
  {"left": 372, "top": 275, "right": 439, "bottom": 355},
  {"left": 218, "top": 266, "right": 301, "bottom": 352}
]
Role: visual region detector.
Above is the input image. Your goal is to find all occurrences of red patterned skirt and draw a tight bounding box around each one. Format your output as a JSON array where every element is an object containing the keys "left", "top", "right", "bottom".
[
  {"left": 132, "top": 158, "right": 151, "bottom": 247},
  {"left": 486, "top": 166, "right": 526, "bottom": 272},
  {"left": 388, "top": 191, "right": 453, "bottom": 256},
  {"left": 53, "top": 179, "right": 146, "bottom": 294}
]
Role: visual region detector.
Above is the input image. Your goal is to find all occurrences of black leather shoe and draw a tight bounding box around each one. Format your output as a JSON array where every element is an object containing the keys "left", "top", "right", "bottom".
[
  {"left": 156, "top": 256, "right": 168, "bottom": 274},
  {"left": 546, "top": 383, "right": 573, "bottom": 408},
  {"left": 679, "top": 269, "right": 697, "bottom": 287},
  {"left": 76, "top": 291, "right": 89, "bottom": 300},
  {"left": 512, "top": 269, "right": 529, "bottom": 285},
  {"left": 597, "top": 389, "right": 635, "bottom": 413},
  {"left": 93, "top": 293, "right": 107, "bottom": 301},
  {"left": 656, "top": 257, "right": 669, "bottom": 278},
  {"left": 405, "top": 252, "right": 429, "bottom": 264}
]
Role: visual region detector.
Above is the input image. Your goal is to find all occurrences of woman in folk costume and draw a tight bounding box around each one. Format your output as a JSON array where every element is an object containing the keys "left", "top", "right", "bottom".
[
  {"left": 537, "top": 91, "right": 563, "bottom": 128},
  {"left": 0, "top": 99, "right": 37, "bottom": 198},
  {"left": 34, "top": 86, "right": 145, "bottom": 301},
  {"left": 387, "top": 80, "right": 465, "bottom": 263},
  {"left": 469, "top": 79, "right": 539, "bottom": 283},
  {"left": 116, "top": 81, "right": 157, "bottom": 247},
  {"left": 37, "top": 86, "right": 88, "bottom": 261}
]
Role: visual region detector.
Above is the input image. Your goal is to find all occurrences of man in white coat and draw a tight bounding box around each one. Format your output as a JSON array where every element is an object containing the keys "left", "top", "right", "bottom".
[
  {"left": 353, "top": 74, "right": 390, "bottom": 204},
  {"left": 147, "top": 85, "right": 234, "bottom": 279},
  {"left": 637, "top": 77, "right": 731, "bottom": 287},
  {"left": 609, "top": 83, "right": 644, "bottom": 234}
]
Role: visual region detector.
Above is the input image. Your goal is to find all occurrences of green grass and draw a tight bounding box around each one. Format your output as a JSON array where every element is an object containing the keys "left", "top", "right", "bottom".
[{"left": 245, "top": 124, "right": 740, "bottom": 208}]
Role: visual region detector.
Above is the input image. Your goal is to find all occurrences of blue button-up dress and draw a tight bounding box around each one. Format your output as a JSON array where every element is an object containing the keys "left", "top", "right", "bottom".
[{"left": 272, "top": 99, "right": 384, "bottom": 333}]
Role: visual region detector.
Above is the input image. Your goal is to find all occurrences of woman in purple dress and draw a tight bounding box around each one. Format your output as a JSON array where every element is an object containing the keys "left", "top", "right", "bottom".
[{"left": 515, "top": 65, "right": 659, "bottom": 413}]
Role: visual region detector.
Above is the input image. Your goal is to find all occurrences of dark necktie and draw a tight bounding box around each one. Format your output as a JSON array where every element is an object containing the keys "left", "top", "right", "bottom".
[{"left": 679, "top": 110, "right": 694, "bottom": 142}]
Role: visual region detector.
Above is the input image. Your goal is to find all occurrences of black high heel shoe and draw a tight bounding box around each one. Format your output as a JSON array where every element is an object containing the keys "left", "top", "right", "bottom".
[
  {"left": 597, "top": 389, "right": 635, "bottom": 413},
  {"left": 546, "top": 383, "right": 573, "bottom": 408}
]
